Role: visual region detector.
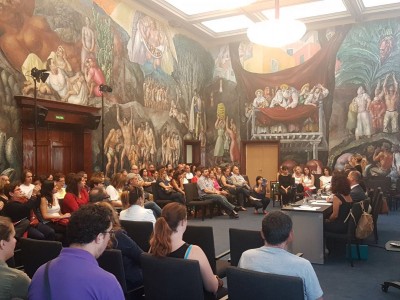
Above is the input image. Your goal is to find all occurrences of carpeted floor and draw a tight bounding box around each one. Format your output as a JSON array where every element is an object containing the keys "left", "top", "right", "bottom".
[{"left": 188, "top": 204, "right": 400, "bottom": 300}]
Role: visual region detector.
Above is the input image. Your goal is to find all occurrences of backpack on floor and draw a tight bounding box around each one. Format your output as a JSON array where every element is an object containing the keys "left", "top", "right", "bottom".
[{"left": 355, "top": 201, "right": 374, "bottom": 239}]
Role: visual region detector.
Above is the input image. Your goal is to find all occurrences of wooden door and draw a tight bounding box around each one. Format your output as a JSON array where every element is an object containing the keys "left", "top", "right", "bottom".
[{"left": 242, "top": 142, "right": 279, "bottom": 186}]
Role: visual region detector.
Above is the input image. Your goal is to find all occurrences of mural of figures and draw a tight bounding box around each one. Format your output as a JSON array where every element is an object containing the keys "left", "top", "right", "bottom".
[
  {"left": 354, "top": 86, "right": 372, "bottom": 140},
  {"left": 214, "top": 104, "right": 226, "bottom": 165},
  {"left": 189, "top": 89, "right": 203, "bottom": 140},
  {"left": 81, "top": 16, "right": 96, "bottom": 72},
  {"left": 225, "top": 116, "right": 240, "bottom": 164},
  {"left": 104, "top": 128, "right": 122, "bottom": 177},
  {"left": 117, "top": 105, "right": 135, "bottom": 169},
  {"left": 369, "top": 79, "right": 386, "bottom": 133},
  {"left": 382, "top": 73, "right": 398, "bottom": 133}
]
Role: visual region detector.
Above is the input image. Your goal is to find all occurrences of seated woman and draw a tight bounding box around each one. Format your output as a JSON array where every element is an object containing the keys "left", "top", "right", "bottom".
[
  {"left": 278, "top": 166, "right": 294, "bottom": 206},
  {"left": 302, "top": 166, "right": 316, "bottom": 193},
  {"left": 191, "top": 168, "right": 201, "bottom": 184},
  {"left": 251, "top": 176, "right": 271, "bottom": 215},
  {"left": 62, "top": 174, "right": 89, "bottom": 213},
  {"left": 139, "top": 168, "right": 155, "bottom": 196},
  {"left": 96, "top": 201, "right": 144, "bottom": 290},
  {"left": 324, "top": 173, "right": 352, "bottom": 234},
  {"left": 106, "top": 173, "right": 126, "bottom": 207},
  {"left": 170, "top": 171, "right": 186, "bottom": 198},
  {"left": 0, "top": 217, "right": 31, "bottom": 299},
  {"left": 149, "top": 202, "right": 223, "bottom": 295},
  {"left": 38, "top": 180, "right": 70, "bottom": 240},
  {"left": 119, "top": 190, "right": 156, "bottom": 225},
  {"left": 156, "top": 168, "right": 185, "bottom": 204},
  {"left": 319, "top": 167, "right": 332, "bottom": 192}
]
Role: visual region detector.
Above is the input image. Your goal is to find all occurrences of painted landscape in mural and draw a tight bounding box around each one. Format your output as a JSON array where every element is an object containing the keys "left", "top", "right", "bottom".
[{"left": 0, "top": 0, "right": 399, "bottom": 181}]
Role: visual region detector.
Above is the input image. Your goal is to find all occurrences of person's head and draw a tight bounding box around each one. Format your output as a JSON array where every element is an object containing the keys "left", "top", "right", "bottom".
[
  {"left": 158, "top": 168, "right": 167, "bottom": 179},
  {"left": 21, "top": 169, "right": 33, "bottom": 185},
  {"left": 53, "top": 173, "right": 65, "bottom": 190},
  {"left": 200, "top": 167, "right": 209, "bottom": 178},
  {"left": 332, "top": 172, "right": 351, "bottom": 195},
  {"left": 139, "top": 168, "right": 148, "bottom": 178},
  {"left": 184, "top": 165, "right": 191, "bottom": 173},
  {"left": 41, "top": 180, "right": 55, "bottom": 200},
  {"left": 111, "top": 173, "right": 125, "bottom": 189},
  {"left": 7, "top": 182, "right": 24, "bottom": 201},
  {"left": 232, "top": 165, "right": 240, "bottom": 175},
  {"left": 0, "top": 217, "right": 16, "bottom": 261},
  {"left": 148, "top": 164, "right": 155, "bottom": 173},
  {"left": 281, "top": 165, "right": 288, "bottom": 174},
  {"left": 347, "top": 170, "right": 361, "bottom": 186},
  {"left": 66, "top": 174, "right": 83, "bottom": 197},
  {"left": 0, "top": 174, "right": 10, "bottom": 186},
  {"left": 153, "top": 170, "right": 159, "bottom": 180},
  {"left": 222, "top": 166, "right": 231, "bottom": 175},
  {"left": 77, "top": 171, "right": 88, "bottom": 186},
  {"left": 120, "top": 169, "right": 128, "bottom": 177},
  {"left": 357, "top": 86, "right": 365, "bottom": 95},
  {"left": 89, "top": 175, "right": 105, "bottom": 189},
  {"left": 89, "top": 187, "right": 110, "bottom": 203},
  {"left": 95, "top": 201, "right": 121, "bottom": 235},
  {"left": 130, "top": 165, "right": 139, "bottom": 173},
  {"left": 303, "top": 166, "right": 311, "bottom": 177},
  {"left": 172, "top": 171, "right": 182, "bottom": 181},
  {"left": 149, "top": 203, "right": 187, "bottom": 257},
  {"left": 261, "top": 211, "right": 293, "bottom": 246},
  {"left": 255, "top": 176, "right": 263, "bottom": 185},
  {"left": 323, "top": 167, "right": 331, "bottom": 176},
  {"left": 67, "top": 205, "right": 113, "bottom": 258},
  {"left": 294, "top": 166, "right": 302, "bottom": 175}
]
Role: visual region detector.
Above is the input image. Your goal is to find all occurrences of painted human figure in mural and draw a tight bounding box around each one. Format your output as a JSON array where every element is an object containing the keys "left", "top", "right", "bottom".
[
  {"left": 369, "top": 79, "right": 386, "bottom": 133},
  {"left": 136, "top": 123, "right": 146, "bottom": 165},
  {"left": 189, "top": 89, "right": 202, "bottom": 139},
  {"left": 383, "top": 73, "right": 399, "bottom": 133},
  {"left": 371, "top": 142, "right": 393, "bottom": 176},
  {"left": 63, "top": 72, "right": 89, "bottom": 105},
  {"left": 346, "top": 97, "right": 358, "bottom": 135},
  {"left": 104, "top": 128, "right": 122, "bottom": 177},
  {"left": 45, "top": 57, "right": 69, "bottom": 100},
  {"left": 144, "top": 122, "right": 156, "bottom": 164},
  {"left": 226, "top": 117, "right": 240, "bottom": 164},
  {"left": 81, "top": 16, "right": 95, "bottom": 72},
  {"left": 253, "top": 89, "right": 268, "bottom": 108},
  {"left": 388, "top": 144, "right": 400, "bottom": 180},
  {"left": 304, "top": 84, "right": 329, "bottom": 106},
  {"left": 117, "top": 105, "right": 135, "bottom": 170},
  {"left": 214, "top": 116, "right": 225, "bottom": 165},
  {"left": 354, "top": 86, "right": 372, "bottom": 140},
  {"left": 84, "top": 57, "right": 106, "bottom": 97},
  {"left": 299, "top": 83, "right": 311, "bottom": 104},
  {"left": 53, "top": 46, "right": 73, "bottom": 76}
]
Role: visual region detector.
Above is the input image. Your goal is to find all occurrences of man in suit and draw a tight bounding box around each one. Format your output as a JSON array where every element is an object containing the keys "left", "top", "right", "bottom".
[{"left": 348, "top": 171, "right": 366, "bottom": 202}]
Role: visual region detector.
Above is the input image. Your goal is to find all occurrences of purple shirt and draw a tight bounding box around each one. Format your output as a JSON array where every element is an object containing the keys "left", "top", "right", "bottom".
[{"left": 29, "top": 248, "right": 124, "bottom": 300}]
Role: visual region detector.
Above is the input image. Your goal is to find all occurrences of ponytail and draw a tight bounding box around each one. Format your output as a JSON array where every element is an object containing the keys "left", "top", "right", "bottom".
[{"left": 149, "top": 217, "right": 173, "bottom": 257}]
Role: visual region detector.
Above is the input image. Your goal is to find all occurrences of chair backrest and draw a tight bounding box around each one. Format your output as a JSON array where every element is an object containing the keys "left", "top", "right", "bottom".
[
  {"left": 120, "top": 220, "right": 153, "bottom": 252},
  {"left": 19, "top": 237, "right": 62, "bottom": 278},
  {"left": 141, "top": 253, "right": 205, "bottom": 300},
  {"left": 183, "top": 183, "right": 200, "bottom": 202},
  {"left": 183, "top": 225, "right": 216, "bottom": 273},
  {"left": 97, "top": 249, "right": 127, "bottom": 293},
  {"left": 365, "top": 177, "right": 391, "bottom": 196},
  {"left": 226, "top": 266, "right": 304, "bottom": 300},
  {"left": 371, "top": 192, "right": 383, "bottom": 222},
  {"left": 270, "top": 181, "right": 279, "bottom": 195},
  {"left": 229, "top": 228, "right": 264, "bottom": 267}
]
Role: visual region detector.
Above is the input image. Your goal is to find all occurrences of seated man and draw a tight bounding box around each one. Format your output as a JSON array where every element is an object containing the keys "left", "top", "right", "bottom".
[
  {"left": 197, "top": 168, "right": 239, "bottom": 219},
  {"left": 29, "top": 205, "right": 125, "bottom": 300},
  {"left": 239, "top": 211, "right": 323, "bottom": 300},
  {"left": 347, "top": 171, "right": 366, "bottom": 203}
]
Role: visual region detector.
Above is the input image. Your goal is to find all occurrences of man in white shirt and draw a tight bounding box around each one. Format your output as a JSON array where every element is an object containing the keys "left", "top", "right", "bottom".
[
  {"left": 239, "top": 211, "right": 323, "bottom": 300},
  {"left": 119, "top": 189, "right": 156, "bottom": 225}
]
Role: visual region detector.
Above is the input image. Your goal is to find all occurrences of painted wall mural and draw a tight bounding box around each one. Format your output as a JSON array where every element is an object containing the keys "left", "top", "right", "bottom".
[{"left": 0, "top": 0, "right": 399, "bottom": 182}]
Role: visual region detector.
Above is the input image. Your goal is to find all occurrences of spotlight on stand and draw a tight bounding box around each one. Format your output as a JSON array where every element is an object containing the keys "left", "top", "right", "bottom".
[
  {"left": 99, "top": 84, "right": 112, "bottom": 93},
  {"left": 31, "top": 68, "right": 49, "bottom": 83}
]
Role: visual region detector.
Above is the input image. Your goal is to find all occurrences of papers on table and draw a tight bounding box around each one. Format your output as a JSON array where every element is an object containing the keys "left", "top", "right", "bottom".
[
  {"left": 310, "top": 201, "right": 332, "bottom": 206},
  {"left": 293, "top": 206, "right": 320, "bottom": 211}
]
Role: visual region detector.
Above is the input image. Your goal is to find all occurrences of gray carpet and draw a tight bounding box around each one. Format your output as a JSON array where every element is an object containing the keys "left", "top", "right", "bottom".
[{"left": 188, "top": 205, "right": 400, "bottom": 300}]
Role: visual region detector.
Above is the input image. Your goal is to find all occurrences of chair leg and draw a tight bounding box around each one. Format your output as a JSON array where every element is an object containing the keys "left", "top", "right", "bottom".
[
  {"left": 356, "top": 243, "right": 361, "bottom": 260},
  {"left": 347, "top": 243, "right": 354, "bottom": 267},
  {"left": 201, "top": 205, "right": 205, "bottom": 221}
]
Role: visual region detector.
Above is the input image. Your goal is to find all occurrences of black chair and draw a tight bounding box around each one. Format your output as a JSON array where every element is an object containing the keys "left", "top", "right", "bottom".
[
  {"left": 183, "top": 225, "right": 230, "bottom": 278},
  {"left": 184, "top": 183, "right": 213, "bottom": 221},
  {"left": 150, "top": 182, "right": 172, "bottom": 208},
  {"left": 371, "top": 192, "right": 383, "bottom": 244},
  {"left": 324, "top": 200, "right": 370, "bottom": 267},
  {"left": 226, "top": 266, "right": 304, "bottom": 300},
  {"left": 270, "top": 181, "right": 281, "bottom": 207},
  {"left": 98, "top": 249, "right": 143, "bottom": 299},
  {"left": 365, "top": 177, "right": 392, "bottom": 208},
  {"left": 19, "top": 237, "right": 62, "bottom": 278},
  {"left": 229, "top": 228, "right": 264, "bottom": 267},
  {"left": 120, "top": 220, "right": 153, "bottom": 252},
  {"left": 141, "top": 253, "right": 222, "bottom": 300}
]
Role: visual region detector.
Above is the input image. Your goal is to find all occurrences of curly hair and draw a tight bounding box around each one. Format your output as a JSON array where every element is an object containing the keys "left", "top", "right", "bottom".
[
  {"left": 67, "top": 204, "right": 111, "bottom": 245},
  {"left": 149, "top": 202, "right": 187, "bottom": 257},
  {"left": 331, "top": 173, "right": 350, "bottom": 195}
]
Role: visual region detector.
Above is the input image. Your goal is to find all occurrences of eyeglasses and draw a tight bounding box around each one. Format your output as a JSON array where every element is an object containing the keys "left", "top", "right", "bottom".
[{"left": 103, "top": 229, "right": 115, "bottom": 238}]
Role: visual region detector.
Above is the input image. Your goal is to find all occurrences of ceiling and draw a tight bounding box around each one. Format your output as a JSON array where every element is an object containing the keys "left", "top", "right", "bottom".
[{"left": 134, "top": 0, "right": 400, "bottom": 46}]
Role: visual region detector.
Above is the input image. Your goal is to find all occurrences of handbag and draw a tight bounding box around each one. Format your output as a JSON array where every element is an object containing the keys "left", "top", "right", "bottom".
[{"left": 29, "top": 209, "right": 39, "bottom": 226}]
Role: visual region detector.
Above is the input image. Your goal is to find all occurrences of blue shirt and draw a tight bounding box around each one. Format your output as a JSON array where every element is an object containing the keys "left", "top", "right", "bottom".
[
  {"left": 29, "top": 248, "right": 124, "bottom": 300},
  {"left": 239, "top": 246, "right": 323, "bottom": 300}
]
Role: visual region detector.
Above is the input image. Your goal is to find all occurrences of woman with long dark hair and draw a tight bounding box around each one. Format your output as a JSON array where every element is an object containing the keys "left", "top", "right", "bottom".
[
  {"left": 251, "top": 176, "right": 271, "bottom": 214},
  {"left": 62, "top": 174, "right": 89, "bottom": 213},
  {"left": 149, "top": 203, "right": 221, "bottom": 294}
]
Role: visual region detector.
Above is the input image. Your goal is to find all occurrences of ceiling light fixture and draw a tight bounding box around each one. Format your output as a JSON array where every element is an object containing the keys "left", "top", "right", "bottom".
[{"left": 247, "top": 0, "right": 306, "bottom": 48}]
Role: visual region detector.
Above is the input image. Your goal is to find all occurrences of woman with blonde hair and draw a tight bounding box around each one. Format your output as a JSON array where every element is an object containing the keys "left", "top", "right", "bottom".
[{"left": 149, "top": 203, "right": 222, "bottom": 294}]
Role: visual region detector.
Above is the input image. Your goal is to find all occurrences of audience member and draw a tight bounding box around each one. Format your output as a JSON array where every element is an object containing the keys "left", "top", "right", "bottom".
[
  {"left": 149, "top": 203, "right": 222, "bottom": 294},
  {"left": 106, "top": 173, "right": 125, "bottom": 207},
  {"left": 62, "top": 174, "right": 89, "bottom": 213},
  {"left": 120, "top": 190, "right": 156, "bottom": 225},
  {"left": 89, "top": 187, "right": 111, "bottom": 203},
  {"left": 319, "top": 167, "right": 332, "bottom": 192},
  {"left": 97, "top": 201, "right": 144, "bottom": 290},
  {"left": 0, "top": 217, "right": 31, "bottom": 299},
  {"left": 20, "top": 169, "right": 39, "bottom": 199},
  {"left": 239, "top": 211, "right": 323, "bottom": 300},
  {"left": 302, "top": 166, "right": 316, "bottom": 192},
  {"left": 251, "top": 176, "right": 271, "bottom": 214},
  {"left": 220, "top": 166, "right": 248, "bottom": 210},
  {"left": 325, "top": 173, "right": 353, "bottom": 234},
  {"left": 230, "top": 166, "right": 250, "bottom": 211},
  {"left": 155, "top": 168, "right": 185, "bottom": 204},
  {"left": 347, "top": 171, "right": 366, "bottom": 203},
  {"left": 197, "top": 168, "right": 239, "bottom": 219},
  {"left": 127, "top": 176, "right": 161, "bottom": 218},
  {"left": 53, "top": 173, "right": 66, "bottom": 200},
  {"left": 29, "top": 205, "right": 124, "bottom": 299},
  {"left": 170, "top": 171, "right": 186, "bottom": 198}
]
